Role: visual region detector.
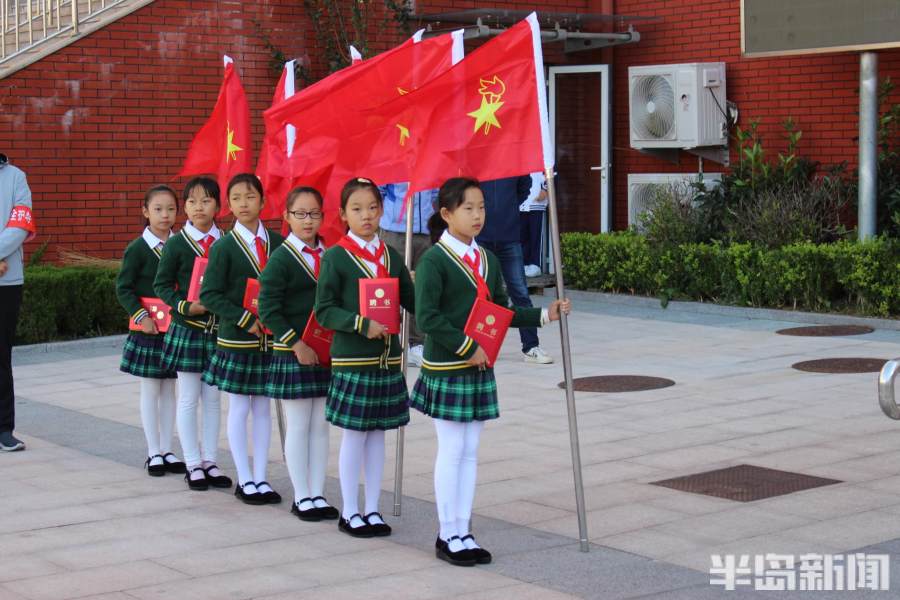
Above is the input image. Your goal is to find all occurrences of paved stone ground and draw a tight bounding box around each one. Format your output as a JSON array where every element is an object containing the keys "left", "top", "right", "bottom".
[{"left": 4, "top": 293, "right": 900, "bottom": 599}]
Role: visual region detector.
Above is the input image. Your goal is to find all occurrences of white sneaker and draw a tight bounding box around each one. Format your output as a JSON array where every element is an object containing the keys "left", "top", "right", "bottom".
[
  {"left": 523, "top": 346, "right": 553, "bottom": 364},
  {"left": 408, "top": 344, "right": 424, "bottom": 368},
  {"left": 524, "top": 264, "right": 541, "bottom": 278}
]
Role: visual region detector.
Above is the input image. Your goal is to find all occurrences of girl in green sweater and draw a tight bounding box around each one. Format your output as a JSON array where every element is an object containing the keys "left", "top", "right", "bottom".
[
  {"left": 116, "top": 185, "right": 183, "bottom": 477},
  {"left": 411, "top": 178, "right": 570, "bottom": 566},
  {"left": 154, "top": 177, "right": 232, "bottom": 491},
  {"left": 259, "top": 186, "right": 338, "bottom": 522},
  {"left": 200, "top": 174, "right": 284, "bottom": 506},
  {"left": 315, "top": 177, "right": 415, "bottom": 538}
]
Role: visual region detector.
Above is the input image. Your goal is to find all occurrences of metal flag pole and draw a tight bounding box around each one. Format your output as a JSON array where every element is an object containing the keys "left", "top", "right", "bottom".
[
  {"left": 276, "top": 399, "right": 287, "bottom": 461},
  {"left": 544, "top": 166, "right": 589, "bottom": 552},
  {"left": 393, "top": 189, "right": 415, "bottom": 517}
]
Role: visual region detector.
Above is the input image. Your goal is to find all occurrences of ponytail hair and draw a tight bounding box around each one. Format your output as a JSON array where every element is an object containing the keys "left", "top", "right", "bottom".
[
  {"left": 339, "top": 177, "right": 382, "bottom": 211},
  {"left": 143, "top": 184, "right": 178, "bottom": 227},
  {"left": 429, "top": 177, "right": 480, "bottom": 244}
]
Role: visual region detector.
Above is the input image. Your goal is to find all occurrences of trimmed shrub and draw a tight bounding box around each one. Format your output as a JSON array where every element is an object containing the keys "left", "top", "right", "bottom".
[
  {"left": 16, "top": 266, "right": 127, "bottom": 345},
  {"left": 561, "top": 232, "right": 900, "bottom": 317}
]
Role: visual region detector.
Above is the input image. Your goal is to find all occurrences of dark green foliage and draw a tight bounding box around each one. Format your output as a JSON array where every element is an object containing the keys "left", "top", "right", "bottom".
[
  {"left": 561, "top": 232, "right": 900, "bottom": 317},
  {"left": 15, "top": 266, "right": 127, "bottom": 346}
]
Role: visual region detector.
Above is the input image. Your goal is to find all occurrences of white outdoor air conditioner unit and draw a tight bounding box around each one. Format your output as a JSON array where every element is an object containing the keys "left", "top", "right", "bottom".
[
  {"left": 627, "top": 173, "right": 723, "bottom": 228},
  {"left": 629, "top": 62, "right": 727, "bottom": 150}
]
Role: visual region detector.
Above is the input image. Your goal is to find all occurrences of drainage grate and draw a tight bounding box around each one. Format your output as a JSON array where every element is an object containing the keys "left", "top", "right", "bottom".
[
  {"left": 650, "top": 464, "right": 842, "bottom": 502},
  {"left": 792, "top": 357, "right": 887, "bottom": 374},
  {"left": 776, "top": 325, "right": 874, "bottom": 337},
  {"left": 559, "top": 376, "right": 675, "bottom": 393}
]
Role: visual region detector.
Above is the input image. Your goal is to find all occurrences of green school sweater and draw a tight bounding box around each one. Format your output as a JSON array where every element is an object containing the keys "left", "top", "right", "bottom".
[
  {"left": 199, "top": 228, "right": 284, "bottom": 354},
  {"left": 258, "top": 241, "right": 319, "bottom": 353},
  {"left": 314, "top": 243, "right": 414, "bottom": 372},
  {"left": 116, "top": 236, "right": 163, "bottom": 333},
  {"left": 153, "top": 229, "right": 217, "bottom": 332},
  {"left": 415, "top": 241, "right": 541, "bottom": 377}
]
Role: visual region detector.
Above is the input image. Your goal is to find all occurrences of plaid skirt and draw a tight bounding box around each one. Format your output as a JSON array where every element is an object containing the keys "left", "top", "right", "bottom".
[
  {"left": 410, "top": 371, "right": 499, "bottom": 422},
  {"left": 265, "top": 353, "right": 331, "bottom": 400},
  {"left": 202, "top": 349, "right": 271, "bottom": 395},
  {"left": 326, "top": 370, "right": 409, "bottom": 431},
  {"left": 160, "top": 322, "right": 217, "bottom": 373},
  {"left": 120, "top": 332, "right": 176, "bottom": 379}
]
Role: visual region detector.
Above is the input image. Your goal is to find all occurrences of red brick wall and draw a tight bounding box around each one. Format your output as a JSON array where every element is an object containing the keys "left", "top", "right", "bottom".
[
  {"left": 3, "top": 0, "right": 900, "bottom": 260},
  {"left": 611, "top": 0, "right": 900, "bottom": 230},
  {"left": 0, "top": 0, "right": 315, "bottom": 259}
]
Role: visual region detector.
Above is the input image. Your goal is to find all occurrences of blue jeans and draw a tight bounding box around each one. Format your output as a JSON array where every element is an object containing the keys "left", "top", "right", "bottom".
[{"left": 478, "top": 241, "right": 539, "bottom": 353}]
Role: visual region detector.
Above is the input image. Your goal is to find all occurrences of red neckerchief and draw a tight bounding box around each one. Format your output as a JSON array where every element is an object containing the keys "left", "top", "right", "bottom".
[
  {"left": 337, "top": 235, "right": 388, "bottom": 278},
  {"left": 462, "top": 250, "right": 490, "bottom": 301},
  {"left": 254, "top": 236, "right": 268, "bottom": 270},
  {"left": 302, "top": 246, "right": 323, "bottom": 278}
]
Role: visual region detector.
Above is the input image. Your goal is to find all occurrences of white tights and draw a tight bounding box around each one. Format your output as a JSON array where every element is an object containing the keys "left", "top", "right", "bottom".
[
  {"left": 176, "top": 372, "right": 221, "bottom": 466},
  {"left": 283, "top": 397, "right": 329, "bottom": 503},
  {"left": 139, "top": 377, "right": 176, "bottom": 458},
  {"left": 433, "top": 419, "right": 484, "bottom": 540},
  {"left": 226, "top": 393, "right": 271, "bottom": 485},
  {"left": 338, "top": 428, "right": 385, "bottom": 519}
]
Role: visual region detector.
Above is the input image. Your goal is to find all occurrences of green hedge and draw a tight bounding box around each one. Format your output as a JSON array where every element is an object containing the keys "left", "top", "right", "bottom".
[
  {"left": 561, "top": 232, "right": 900, "bottom": 317},
  {"left": 16, "top": 266, "right": 127, "bottom": 345}
]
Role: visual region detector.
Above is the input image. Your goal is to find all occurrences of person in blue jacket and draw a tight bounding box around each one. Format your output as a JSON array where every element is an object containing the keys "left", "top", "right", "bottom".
[
  {"left": 0, "top": 153, "right": 35, "bottom": 452},
  {"left": 476, "top": 176, "right": 553, "bottom": 364}
]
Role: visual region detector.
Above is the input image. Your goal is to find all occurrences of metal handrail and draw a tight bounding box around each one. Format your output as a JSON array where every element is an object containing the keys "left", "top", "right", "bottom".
[
  {"left": 1, "top": 0, "right": 124, "bottom": 63},
  {"left": 878, "top": 358, "right": 900, "bottom": 420}
]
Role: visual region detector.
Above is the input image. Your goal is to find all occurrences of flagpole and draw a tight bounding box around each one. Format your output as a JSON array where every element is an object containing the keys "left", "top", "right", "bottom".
[
  {"left": 393, "top": 189, "right": 415, "bottom": 517},
  {"left": 276, "top": 399, "right": 287, "bottom": 461},
  {"left": 545, "top": 166, "right": 589, "bottom": 552}
]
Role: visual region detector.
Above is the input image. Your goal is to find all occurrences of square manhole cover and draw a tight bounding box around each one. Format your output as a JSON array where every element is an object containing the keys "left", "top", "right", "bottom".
[{"left": 650, "top": 464, "right": 841, "bottom": 502}]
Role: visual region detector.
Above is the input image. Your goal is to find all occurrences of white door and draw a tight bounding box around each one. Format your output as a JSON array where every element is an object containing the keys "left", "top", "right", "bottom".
[{"left": 548, "top": 65, "right": 611, "bottom": 233}]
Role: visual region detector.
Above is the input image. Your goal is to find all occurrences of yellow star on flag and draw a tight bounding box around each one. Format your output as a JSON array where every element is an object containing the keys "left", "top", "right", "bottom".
[
  {"left": 226, "top": 121, "right": 243, "bottom": 162},
  {"left": 396, "top": 123, "right": 410, "bottom": 146},
  {"left": 397, "top": 87, "right": 409, "bottom": 96},
  {"left": 467, "top": 97, "right": 504, "bottom": 135}
]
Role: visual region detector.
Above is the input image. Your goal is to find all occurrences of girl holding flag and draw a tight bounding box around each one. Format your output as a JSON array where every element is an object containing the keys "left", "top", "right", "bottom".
[
  {"left": 412, "top": 177, "right": 570, "bottom": 566},
  {"left": 259, "top": 186, "right": 338, "bottom": 522},
  {"left": 154, "top": 176, "right": 231, "bottom": 491},
  {"left": 314, "top": 177, "right": 415, "bottom": 538},
  {"left": 200, "top": 173, "right": 284, "bottom": 506}
]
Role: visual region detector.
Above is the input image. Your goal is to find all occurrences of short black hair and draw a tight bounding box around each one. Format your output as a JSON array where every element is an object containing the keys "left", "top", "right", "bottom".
[
  {"left": 183, "top": 176, "right": 220, "bottom": 207},
  {"left": 226, "top": 173, "right": 264, "bottom": 200}
]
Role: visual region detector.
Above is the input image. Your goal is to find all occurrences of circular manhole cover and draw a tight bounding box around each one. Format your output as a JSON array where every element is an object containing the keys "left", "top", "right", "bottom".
[
  {"left": 791, "top": 358, "right": 888, "bottom": 374},
  {"left": 559, "top": 376, "right": 676, "bottom": 393},
  {"left": 776, "top": 325, "right": 874, "bottom": 337}
]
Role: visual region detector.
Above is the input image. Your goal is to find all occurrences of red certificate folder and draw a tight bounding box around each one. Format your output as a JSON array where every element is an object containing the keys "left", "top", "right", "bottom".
[
  {"left": 301, "top": 312, "right": 334, "bottom": 366},
  {"left": 462, "top": 297, "right": 514, "bottom": 367},
  {"left": 242, "top": 278, "right": 272, "bottom": 334},
  {"left": 129, "top": 297, "right": 172, "bottom": 333},
  {"left": 186, "top": 257, "right": 208, "bottom": 302},
  {"left": 358, "top": 277, "right": 400, "bottom": 334}
]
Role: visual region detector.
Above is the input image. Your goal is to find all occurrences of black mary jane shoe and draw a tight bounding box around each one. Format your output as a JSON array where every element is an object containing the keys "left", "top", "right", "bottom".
[
  {"left": 311, "top": 496, "right": 339, "bottom": 520},
  {"left": 202, "top": 464, "right": 233, "bottom": 488},
  {"left": 185, "top": 466, "right": 209, "bottom": 491},
  {"left": 291, "top": 498, "right": 322, "bottom": 522},
  {"left": 435, "top": 536, "right": 476, "bottom": 567},
  {"left": 145, "top": 454, "right": 166, "bottom": 477},
  {"left": 234, "top": 482, "right": 267, "bottom": 505},
  {"left": 363, "top": 512, "right": 392, "bottom": 537},
  {"left": 162, "top": 452, "right": 187, "bottom": 474},
  {"left": 255, "top": 481, "right": 282, "bottom": 504},
  {"left": 338, "top": 513, "right": 376, "bottom": 538},
  {"left": 460, "top": 534, "right": 492, "bottom": 564}
]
